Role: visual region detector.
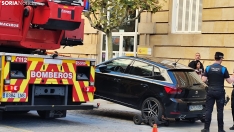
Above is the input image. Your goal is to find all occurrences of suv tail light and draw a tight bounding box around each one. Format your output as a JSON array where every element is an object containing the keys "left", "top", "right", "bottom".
[{"left": 164, "top": 86, "right": 182, "bottom": 94}]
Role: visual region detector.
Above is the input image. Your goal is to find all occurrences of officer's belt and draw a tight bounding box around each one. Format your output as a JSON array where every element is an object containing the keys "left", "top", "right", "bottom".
[{"left": 208, "top": 86, "right": 224, "bottom": 91}]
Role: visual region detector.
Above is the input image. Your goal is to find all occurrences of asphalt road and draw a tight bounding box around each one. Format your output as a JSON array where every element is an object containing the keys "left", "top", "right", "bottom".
[{"left": 0, "top": 99, "right": 233, "bottom": 132}]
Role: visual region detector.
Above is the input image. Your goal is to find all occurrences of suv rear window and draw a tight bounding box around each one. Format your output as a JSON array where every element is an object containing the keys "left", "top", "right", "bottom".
[{"left": 171, "top": 71, "right": 204, "bottom": 88}]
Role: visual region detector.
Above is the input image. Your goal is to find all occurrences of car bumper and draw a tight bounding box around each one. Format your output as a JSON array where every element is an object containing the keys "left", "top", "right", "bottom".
[{"left": 164, "top": 98, "right": 206, "bottom": 119}]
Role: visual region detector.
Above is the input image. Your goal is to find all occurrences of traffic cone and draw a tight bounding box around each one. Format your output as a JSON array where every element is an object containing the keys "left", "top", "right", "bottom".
[{"left": 152, "top": 124, "right": 158, "bottom": 132}]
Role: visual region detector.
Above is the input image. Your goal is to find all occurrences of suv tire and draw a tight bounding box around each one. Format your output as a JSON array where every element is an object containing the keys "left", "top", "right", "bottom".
[{"left": 141, "top": 97, "right": 163, "bottom": 121}]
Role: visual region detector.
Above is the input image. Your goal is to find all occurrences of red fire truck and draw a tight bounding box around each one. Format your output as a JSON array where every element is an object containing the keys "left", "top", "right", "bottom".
[{"left": 0, "top": 0, "right": 97, "bottom": 119}]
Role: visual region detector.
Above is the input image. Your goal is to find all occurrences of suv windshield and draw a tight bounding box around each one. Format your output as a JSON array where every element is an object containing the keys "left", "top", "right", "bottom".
[{"left": 171, "top": 71, "right": 204, "bottom": 88}]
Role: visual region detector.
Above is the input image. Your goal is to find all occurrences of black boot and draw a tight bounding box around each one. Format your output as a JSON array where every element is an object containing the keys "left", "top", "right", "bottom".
[
  {"left": 201, "top": 129, "right": 209, "bottom": 132},
  {"left": 230, "top": 125, "right": 234, "bottom": 130},
  {"left": 218, "top": 130, "right": 225, "bottom": 132}
]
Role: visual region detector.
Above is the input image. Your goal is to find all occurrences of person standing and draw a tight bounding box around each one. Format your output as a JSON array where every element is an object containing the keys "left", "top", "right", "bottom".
[
  {"left": 230, "top": 84, "right": 234, "bottom": 130},
  {"left": 201, "top": 52, "right": 233, "bottom": 132},
  {"left": 188, "top": 52, "right": 204, "bottom": 72},
  {"left": 194, "top": 60, "right": 203, "bottom": 78}
]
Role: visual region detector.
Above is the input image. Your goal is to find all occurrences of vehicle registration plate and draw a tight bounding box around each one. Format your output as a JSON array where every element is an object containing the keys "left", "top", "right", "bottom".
[
  {"left": 189, "top": 105, "right": 203, "bottom": 111},
  {"left": 3, "top": 92, "right": 26, "bottom": 98}
]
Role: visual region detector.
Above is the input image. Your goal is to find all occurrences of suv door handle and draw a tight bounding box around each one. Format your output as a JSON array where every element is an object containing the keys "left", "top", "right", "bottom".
[
  {"left": 114, "top": 78, "right": 121, "bottom": 82},
  {"left": 141, "top": 84, "right": 148, "bottom": 88}
]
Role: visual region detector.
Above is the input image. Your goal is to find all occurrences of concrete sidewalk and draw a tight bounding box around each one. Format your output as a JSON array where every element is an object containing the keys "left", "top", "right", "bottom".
[{"left": 91, "top": 99, "right": 234, "bottom": 132}]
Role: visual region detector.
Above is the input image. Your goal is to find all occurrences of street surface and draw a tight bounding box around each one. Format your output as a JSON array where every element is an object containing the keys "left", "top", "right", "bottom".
[{"left": 0, "top": 99, "right": 233, "bottom": 132}]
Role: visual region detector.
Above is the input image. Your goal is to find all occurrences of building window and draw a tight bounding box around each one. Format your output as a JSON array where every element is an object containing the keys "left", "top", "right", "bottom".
[
  {"left": 171, "top": 0, "right": 202, "bottom": 34},
  {"left": 112, "top": 11, "right": 137, "bottom": 32}
]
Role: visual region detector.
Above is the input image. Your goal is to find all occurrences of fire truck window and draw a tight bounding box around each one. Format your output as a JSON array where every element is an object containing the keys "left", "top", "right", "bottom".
[
  {"left": 76, "top": 66, "right": 90, "bottom": 81},
  {"left": 10, "top": 62, "right": 27, "bottom": 79}
]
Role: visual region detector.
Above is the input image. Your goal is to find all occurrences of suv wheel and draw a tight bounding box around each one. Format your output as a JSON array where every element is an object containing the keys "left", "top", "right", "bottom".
[{"left": 141, "top": 97, "right": 163, "bottom": 121}]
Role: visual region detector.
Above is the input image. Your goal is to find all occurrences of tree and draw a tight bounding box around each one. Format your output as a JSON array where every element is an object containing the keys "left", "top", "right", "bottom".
[{"left": 83, "top": 0, "right": 164, "bottom": 59}]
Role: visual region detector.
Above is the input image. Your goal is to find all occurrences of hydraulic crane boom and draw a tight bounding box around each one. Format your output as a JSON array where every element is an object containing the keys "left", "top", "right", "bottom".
[{"left": 0, "top": 0, "right": 87, "bottom": 53}]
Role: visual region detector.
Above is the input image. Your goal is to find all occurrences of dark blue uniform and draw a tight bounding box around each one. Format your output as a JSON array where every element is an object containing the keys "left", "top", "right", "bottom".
[{"left": 203, "top": 63, "right": 230, "bottom": 131}]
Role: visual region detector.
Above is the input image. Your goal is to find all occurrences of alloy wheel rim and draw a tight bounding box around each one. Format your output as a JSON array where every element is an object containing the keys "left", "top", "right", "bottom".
[{"left": 142, "top": 99, "right": 159, "bottom": 119}]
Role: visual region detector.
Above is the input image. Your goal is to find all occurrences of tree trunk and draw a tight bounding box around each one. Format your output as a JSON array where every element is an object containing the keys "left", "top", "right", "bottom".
[{"left": 106, "top": 31, "right": 113, "bottom": 60}]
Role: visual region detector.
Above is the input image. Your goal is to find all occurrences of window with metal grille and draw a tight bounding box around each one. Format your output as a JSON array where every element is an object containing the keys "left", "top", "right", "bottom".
[{"left": 171, "top": 0, "right": 203, "bottom": 34}]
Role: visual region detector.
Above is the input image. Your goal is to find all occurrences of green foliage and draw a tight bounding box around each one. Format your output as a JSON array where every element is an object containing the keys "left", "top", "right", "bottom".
[
  {"left": 83, "top": 0, "right": 165, "bottom": 59},
  {"left": 84, "top": 0, "right": 164, "bottom": 33}
]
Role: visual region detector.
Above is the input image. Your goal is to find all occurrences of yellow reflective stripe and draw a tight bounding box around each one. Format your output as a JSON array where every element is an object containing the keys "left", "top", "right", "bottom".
[
  {"left": 91, "top": 66, "right": 95, "bottom": 80},
  {"left": 28, "top": 58, "right": 43, "bottom": 62},
  {"left": 4, "top": 62, "right": 9, "bottom": 79},
  {"left": 85, "top": 60, "right": 90, "bottom": 66},
  {"left": 62, "top": 60, "right": 75, "bottom": 63},
  {"left": 11, "top": 56, "right": 16, "bottom": 62},
  {"left": 0, "top": 56, "right": 5, "bottom": 100},
  {"left": 84, "top": 81, "right": 93, "bottom": 101},
  {"left": 67, "top": 63, "right": 85, "bottom": 101}
]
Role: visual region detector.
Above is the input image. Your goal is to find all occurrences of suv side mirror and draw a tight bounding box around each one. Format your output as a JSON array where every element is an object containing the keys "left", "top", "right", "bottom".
[{"left": 98, "top": 64, "right": 109, "bottom": 73}]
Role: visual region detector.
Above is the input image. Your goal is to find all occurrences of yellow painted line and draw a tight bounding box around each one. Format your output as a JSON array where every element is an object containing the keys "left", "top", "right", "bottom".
[{"left": 0, "top": 124, "right": 33, "bottom": 132}]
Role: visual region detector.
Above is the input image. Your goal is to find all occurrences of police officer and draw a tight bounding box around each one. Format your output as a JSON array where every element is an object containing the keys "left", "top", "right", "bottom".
[{"left": 201, "top": 52, "right": 233, "bottom": 132}]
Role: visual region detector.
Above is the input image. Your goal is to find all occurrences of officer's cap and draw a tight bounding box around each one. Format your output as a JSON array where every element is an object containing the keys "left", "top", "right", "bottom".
[{"left": 215, "top": 52, "right": 224, "bottom": 59}]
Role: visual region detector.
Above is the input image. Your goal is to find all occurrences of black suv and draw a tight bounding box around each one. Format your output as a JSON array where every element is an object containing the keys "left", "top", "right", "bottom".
[{"left": 95, "top": 56, "right": 206, "bottom": 123}]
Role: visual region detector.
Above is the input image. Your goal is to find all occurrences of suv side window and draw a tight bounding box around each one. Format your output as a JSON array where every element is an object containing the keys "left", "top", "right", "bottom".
[
  {"left": 153, "top": 66, "right": 165, "bottom": 81},
  {"left": 129, "top": 61, "right": 153, "bottom": 77},
  {"left": 105, "top": 59, "right": 133, "bottom": 73}
]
